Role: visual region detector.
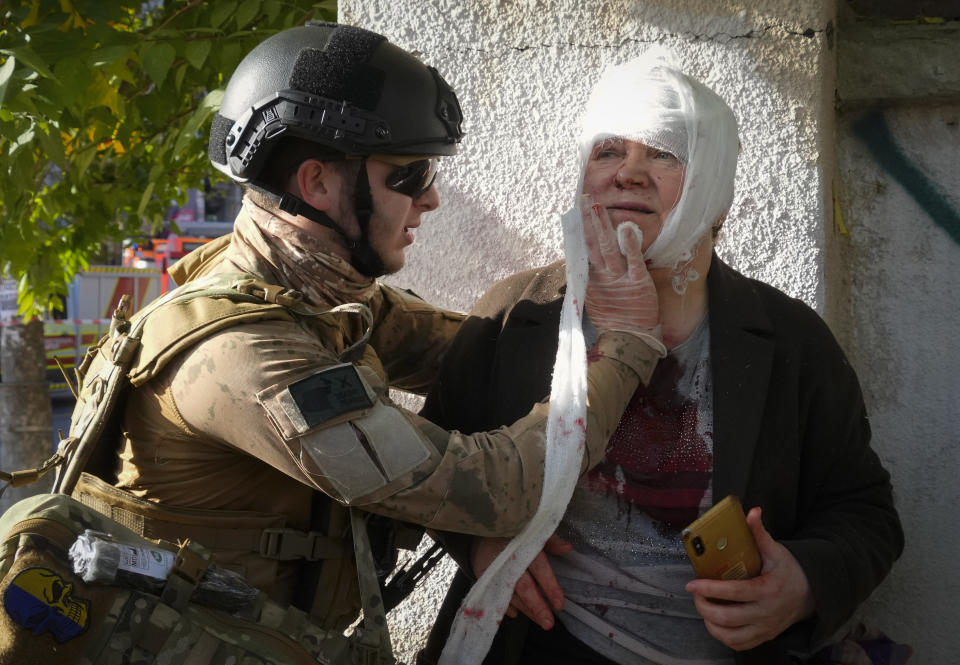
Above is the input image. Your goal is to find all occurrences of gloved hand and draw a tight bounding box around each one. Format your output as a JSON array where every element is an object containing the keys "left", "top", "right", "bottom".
[{"left": 582, "top": 196, "right": 662, "bottom": 349}]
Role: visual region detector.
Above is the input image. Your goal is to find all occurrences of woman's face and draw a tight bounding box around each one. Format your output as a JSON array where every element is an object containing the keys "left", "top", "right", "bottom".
[{"left": 582, "top": 137, "right": 685, "bottom": 252}]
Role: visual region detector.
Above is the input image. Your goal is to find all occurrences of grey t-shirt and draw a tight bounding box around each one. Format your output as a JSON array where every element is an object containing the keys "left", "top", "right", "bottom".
[{"left": 553, "top": 315, "right": 733, "bottom": 665}]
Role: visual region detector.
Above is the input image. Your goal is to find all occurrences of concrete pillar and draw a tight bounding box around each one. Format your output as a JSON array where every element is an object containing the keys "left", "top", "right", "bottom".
[{"left": 832, "top": 8, "right": 960, "bottom": 662}]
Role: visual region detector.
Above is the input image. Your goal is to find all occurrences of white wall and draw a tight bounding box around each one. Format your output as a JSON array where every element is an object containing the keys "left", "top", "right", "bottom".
[
  {"left": 343, "top": 0, "right": 835, "bottom": 314},
  {"left": 339, "top": 1, "right": 950, "bottom": 662}
]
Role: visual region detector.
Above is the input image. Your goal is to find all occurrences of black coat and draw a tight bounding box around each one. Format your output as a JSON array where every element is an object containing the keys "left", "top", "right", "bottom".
[{"left": 419, "top": 254, "right": 903, "bottom": 665}]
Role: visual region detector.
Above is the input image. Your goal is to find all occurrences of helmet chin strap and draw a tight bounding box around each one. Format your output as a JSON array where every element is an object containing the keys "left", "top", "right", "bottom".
[
  {"left": 249, "top": 161, "right": 387, "bottom": 278},
  {"left": 346, "top": 158, "right": 387, "bottom": 278}
]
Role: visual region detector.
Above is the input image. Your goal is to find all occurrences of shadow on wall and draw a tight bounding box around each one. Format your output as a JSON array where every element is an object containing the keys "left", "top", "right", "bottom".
[
  {"left": 385, "top": 187, "right": 562, "bottom": 314},
  {"left": 384, "top": 4, "right": 840, "bottom": 313}
]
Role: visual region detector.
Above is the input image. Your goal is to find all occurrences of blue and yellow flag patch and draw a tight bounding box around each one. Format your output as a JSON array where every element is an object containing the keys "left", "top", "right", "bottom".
[{"left": 4, "top": 567, "right": 90, "bottom": 642}]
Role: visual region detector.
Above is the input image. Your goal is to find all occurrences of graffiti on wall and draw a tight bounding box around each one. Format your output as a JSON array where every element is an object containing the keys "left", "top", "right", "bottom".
[{"left": 852, "top": 110, "right": 960, "bottom": 246}]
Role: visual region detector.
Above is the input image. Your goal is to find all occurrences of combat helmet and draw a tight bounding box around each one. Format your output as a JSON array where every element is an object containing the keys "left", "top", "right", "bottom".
[{"left": 208, "top": 22, "right": 464, "bottom": 276}]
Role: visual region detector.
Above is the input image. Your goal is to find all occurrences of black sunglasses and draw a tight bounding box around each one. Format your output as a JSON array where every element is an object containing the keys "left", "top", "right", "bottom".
[{"left": 383, "top": 158, "right": 440, "bottom": 199}]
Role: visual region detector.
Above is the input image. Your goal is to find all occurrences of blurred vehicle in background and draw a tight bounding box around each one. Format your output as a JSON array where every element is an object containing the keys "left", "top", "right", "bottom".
[{"left": 1, "top": 185, "right": 239, "bottom": 395}]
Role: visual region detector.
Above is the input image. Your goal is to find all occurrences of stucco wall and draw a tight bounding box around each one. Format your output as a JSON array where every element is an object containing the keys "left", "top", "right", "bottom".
[
  {"left": 833, "top": 104, "right": 960, "bottom": 665},
  {"left": 831, "top": 13, "right": 960, "bottom": 662},
  {"left": 338, "top": 1, "right": 948, "bottom": 663},
  {"left": 342, "top": 0, "right": 835, "bottom": 315}
]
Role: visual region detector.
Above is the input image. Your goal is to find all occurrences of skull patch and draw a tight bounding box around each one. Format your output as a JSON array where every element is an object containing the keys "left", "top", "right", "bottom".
[{"left": 4, "top": 567, "right": 90, "bottom": 642}]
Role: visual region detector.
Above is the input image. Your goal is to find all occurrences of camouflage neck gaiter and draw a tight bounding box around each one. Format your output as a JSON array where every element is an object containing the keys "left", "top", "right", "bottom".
[{"left": 230, "top": 196, "right": 378, "bottom": 307}]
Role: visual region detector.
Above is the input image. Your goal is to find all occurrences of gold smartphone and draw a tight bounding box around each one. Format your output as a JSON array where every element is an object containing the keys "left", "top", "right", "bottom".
[{"left": 681, "top": 495, "right": 761, "bottom": 580}]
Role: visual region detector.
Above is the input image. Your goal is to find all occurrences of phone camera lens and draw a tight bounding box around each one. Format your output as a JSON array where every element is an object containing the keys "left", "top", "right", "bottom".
[{"left": 692, "top": 536, "right": 705, "bottom": 556}]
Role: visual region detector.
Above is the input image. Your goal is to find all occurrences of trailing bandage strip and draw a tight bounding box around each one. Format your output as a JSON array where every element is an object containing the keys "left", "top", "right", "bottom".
[{"left": 438, "top": 207, "right": 590, "bottom": 665}]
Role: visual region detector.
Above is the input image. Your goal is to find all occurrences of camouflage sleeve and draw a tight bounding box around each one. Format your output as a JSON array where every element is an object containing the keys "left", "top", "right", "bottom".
[
  {"left": 365, "top": 284, "right": 464, "bottom": 394},
  {"left": 254, "top": 332, "right": 655, "bottom": 537},
  {"left": 167, "top": 320, "right": 656, "bottom": 538},
  {"left": 371, "top": 333, "right": 652, "bottom": 536}
]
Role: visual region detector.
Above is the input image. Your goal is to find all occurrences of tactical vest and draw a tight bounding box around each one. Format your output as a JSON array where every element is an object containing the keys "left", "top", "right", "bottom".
[
  {"left": 0, "top": 492, "right": 386, "bottom": 665},
  {"left": 0, "top": 273, "right": 397, "bottom": 664}
]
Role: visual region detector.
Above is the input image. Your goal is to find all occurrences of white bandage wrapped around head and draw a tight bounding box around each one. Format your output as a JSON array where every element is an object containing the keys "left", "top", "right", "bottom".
[{"left": 577, "top": 51, "right": 739, "bottom": 271}]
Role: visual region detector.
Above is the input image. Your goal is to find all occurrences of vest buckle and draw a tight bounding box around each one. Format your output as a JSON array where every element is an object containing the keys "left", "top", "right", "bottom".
[{"left": 259, "top": 528, "right": 346, "bottom": 561}]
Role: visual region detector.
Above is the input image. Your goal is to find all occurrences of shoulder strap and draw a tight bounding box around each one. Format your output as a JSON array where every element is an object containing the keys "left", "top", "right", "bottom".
[
  {"left": 51, "top": 273, "right": 298, "bottom": 495},
  {"left": 3, "top": 273, "right": 396, "bottom": 664},
  {"left": 4, "top": 273, "right": 372, "bottom": 498},
  {"left": 350, "top": 507, "right": 396, "bottom": 664},
  {"left": 127, "top": 275, "right": 296, "bottom": 386}
]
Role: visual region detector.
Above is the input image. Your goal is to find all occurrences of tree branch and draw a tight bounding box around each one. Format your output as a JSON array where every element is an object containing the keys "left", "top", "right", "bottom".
[{"left": 156, "top": 0, "right": 205, "bottom": 32}]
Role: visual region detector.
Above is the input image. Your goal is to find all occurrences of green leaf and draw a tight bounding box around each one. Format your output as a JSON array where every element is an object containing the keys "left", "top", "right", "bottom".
[
  {"left": 137, "top": 181, "right": 156, "bottom": 217},
  {"left": 89, "top": 44, "right": 134, "bottom": 69},
  {"left": 184, "top": 40, "right": 212, "bottom": 70},
  {"left": 5, "top": 87, "right": 40, "bottom": 116},
  {"left": 174, "top": 62, "right": 188, "bottom": 92},
  {"left": 103, "top": 59, "right": 137, "bottom": 86},
  {"left": 0, "top": 47, "right": 57, "bottom": 80},
  {"left": 85, "top": 70, "right": 122, "bottom": 116},
  {"left": 316, "top": 0, "right": 337, "bottom": 20},
  {"left": 141, "top": 41, "right": 177, "bottom": 87},
  {"left": 199, "top": 88, "right": 225, "bottom": 112},
  {"left": 36, "top": 122, "right": 66, "bottom": 168},
  {"left": 235, "top": 0, "right": 261, "bottom": 29},
  {"left": 7, "top": 149, "right": 34, "bottom": 192},
  {"left": 148, "top": 160, "right": 165, "bottom": 182},
  {"left": 154, "top": 27, "right": 224, "bottom": 37},
  {"left": 0, "top": 116, "right": 19, "bottom": 141},
  {"left": 210, "top": 1, "right": 238, "bottom": 29},
  {"left": 263, "top": 0, "right": 283, "bottom": 24},
  {"left": 8, "top": 126, "right": 36, "bottom": 157},
  {"left": 18, "top": 287, "right": 35, "bottom": 317},
  {"left": 135, "top": 91, "right": 172, "bottom": 128},
  {"left": 217, "top": 43, "right": 243, "bottom": 72},
  {"left": 0, "top": 57, "right": 16, "bottom": 106},
  {"left": 52, "top": 58, "right": 91, "bottom": 107},
  {"left": 72, "top": 145, "right": 98, "bottom": 178},
  {"left": 173, "top": 88, "right": 223, "bottom": 155}
]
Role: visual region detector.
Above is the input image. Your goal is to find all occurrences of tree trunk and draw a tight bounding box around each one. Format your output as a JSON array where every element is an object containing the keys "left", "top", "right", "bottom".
[{"left": 0, "top": 319, "right": 53, "bottom": 513}]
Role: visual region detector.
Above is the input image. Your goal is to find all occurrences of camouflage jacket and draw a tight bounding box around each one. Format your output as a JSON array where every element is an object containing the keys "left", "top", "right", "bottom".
[{"left": 77, "top": 201, "right": 659, "bottom": 630}]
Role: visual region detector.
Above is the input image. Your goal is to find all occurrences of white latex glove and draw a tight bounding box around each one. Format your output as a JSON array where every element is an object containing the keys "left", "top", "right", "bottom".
[{"left": 582, "top": 196, "right": 663, "bottom": 353}]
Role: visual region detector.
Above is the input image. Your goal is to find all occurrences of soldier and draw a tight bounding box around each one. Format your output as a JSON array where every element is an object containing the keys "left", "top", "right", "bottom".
[{"left": 64, "top": 21, "right": 665, "bottom": 640}]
